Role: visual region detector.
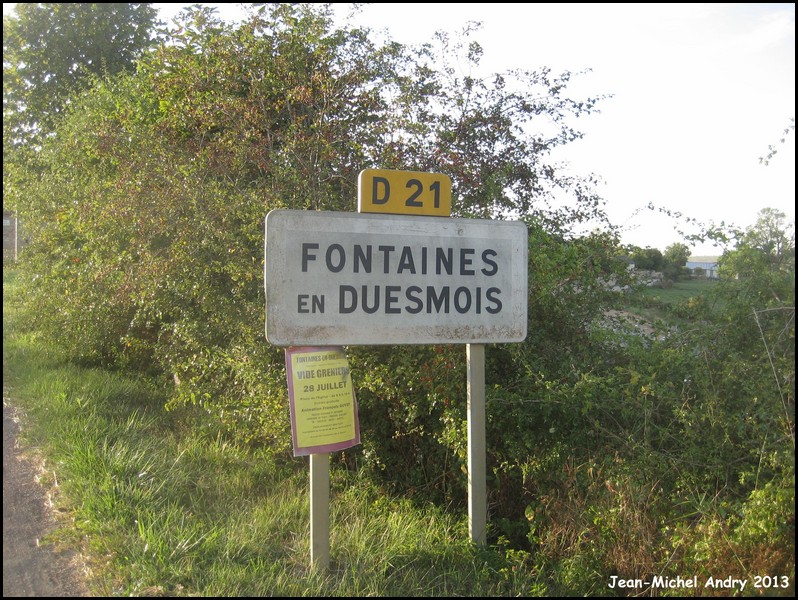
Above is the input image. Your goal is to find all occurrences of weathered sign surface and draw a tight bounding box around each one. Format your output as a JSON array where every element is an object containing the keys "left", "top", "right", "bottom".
[{"left": 264, "top": 210, "right": 527, "bottom": 345}]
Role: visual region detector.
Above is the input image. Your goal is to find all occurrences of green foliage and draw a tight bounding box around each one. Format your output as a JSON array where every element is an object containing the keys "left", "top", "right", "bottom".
[
  {"left": 664, "top": 242, "right": 691, "bottom": 267},
  {"left": 721, "top": 208, "right": 795, "bottom": 279},
  {"left": 630, "top": 246, "right": 664, "bottom": 271},
  {"left": 630, "top": 242, "right": 693, "bottom": 282},
  {"left": 15, "top": 3, "right": 612, "bottom": 469},
  {"left": 347, "top": 344, "right": 468, "bottom": 502},
  {"left": 3, "top": 2, "right": 158, "bottom": 150},
  {"left": 662, "top": 242, "right": 691, "bottom": 281},
  {"left": 760, "top": 117, "right": 795, "bottom": 166}
]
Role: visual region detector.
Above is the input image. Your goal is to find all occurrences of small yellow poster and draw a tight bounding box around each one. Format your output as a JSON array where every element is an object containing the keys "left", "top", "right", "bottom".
[{"left": 285, "top": 346, "right": 360, "bottom": 456}]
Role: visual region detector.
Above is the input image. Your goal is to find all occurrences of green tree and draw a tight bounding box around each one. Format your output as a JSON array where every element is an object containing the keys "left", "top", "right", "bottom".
[
  {"left": 663, "top": 242, "right": 690, "bottom": 267},
  {"left": 630, "top": 246, "right": 663, "bottom": 271},
  {"left": 3, "top": 2, "right": 158, "bottom": 150},
  {"left": 743, "top": 207, "right": 795, "bottom": 271},
  {"left": 662, "top": 242, "right": 691, "bottom": 280},
  {"left": 720, "top": 208, "right": 795, "bottom": 282}
]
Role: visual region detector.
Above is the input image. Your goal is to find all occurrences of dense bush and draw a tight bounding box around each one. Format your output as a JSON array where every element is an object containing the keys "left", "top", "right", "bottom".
[{"left": 12, "top": 4, "right": 610, "bottom": 458}]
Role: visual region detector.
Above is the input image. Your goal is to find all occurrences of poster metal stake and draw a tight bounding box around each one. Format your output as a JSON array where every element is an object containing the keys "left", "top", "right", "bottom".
[
  {"left": 310, "top": 452, "right": 330, "bottom": 569},
  {"left": 467, "top": 343, "right": 487, "bottom": 545}
]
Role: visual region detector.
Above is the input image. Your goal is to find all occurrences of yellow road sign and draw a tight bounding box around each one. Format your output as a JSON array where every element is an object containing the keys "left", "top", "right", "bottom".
[{"left": 358, "top": 169, "right": 451, "bottom": 216}]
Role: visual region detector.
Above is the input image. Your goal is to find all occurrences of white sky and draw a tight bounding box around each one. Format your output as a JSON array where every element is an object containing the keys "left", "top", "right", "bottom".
[{"left": 5, "top": 3, "right": 794, "bottom": 256}]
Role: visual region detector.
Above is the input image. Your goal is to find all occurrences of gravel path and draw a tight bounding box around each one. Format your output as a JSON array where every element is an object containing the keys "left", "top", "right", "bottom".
[{"left": 3, "top": 398, "right": 90, "bottom": 597}]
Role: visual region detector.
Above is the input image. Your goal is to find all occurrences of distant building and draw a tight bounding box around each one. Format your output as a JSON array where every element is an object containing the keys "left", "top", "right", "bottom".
[{"left": 686, "top": 255, "right": 720, "bottom": 279}]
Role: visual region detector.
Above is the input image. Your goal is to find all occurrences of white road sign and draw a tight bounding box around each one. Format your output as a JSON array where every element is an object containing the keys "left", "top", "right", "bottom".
[{"left": 264, "top": 210, "right": 527, "bottom": 346}]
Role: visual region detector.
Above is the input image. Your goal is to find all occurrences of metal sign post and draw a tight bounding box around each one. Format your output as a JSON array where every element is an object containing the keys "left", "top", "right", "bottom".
[
  {"left": 467, "top": 343, "right": 487, "bottom": 545},
  {"left": 310, "top": 453, "right": 330, "bottom": 569}
]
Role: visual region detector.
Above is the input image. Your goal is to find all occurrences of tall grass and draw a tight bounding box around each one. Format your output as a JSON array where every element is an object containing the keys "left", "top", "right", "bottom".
[
  {"left": 4, "top": 267, "right": 537, "bottom": 596},
  {"left": 638, "top": 278, "right": 720, "bottom": 304}
]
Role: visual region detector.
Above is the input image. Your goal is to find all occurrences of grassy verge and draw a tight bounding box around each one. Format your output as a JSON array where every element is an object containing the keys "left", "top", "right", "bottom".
[{"left": 3, "top": 267, "right": 537, "bottom": 596}]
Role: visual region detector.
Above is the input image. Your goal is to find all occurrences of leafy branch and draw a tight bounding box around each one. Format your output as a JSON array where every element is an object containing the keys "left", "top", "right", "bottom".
[{"left": 759, "top": 117, "right": 795, "bottom": 166}]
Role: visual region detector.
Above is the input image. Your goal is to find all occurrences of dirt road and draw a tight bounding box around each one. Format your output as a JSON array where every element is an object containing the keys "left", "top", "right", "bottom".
[{"left": 3, "top": 398, "right": 90, "bottom": 597}]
